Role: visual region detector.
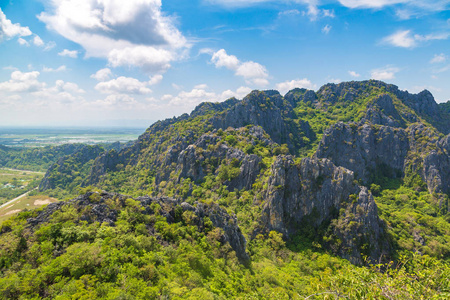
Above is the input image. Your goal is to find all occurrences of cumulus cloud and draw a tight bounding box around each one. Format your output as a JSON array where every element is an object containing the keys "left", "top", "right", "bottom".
[
  {"left": 0, "top": 71, "right": 45, "bottom": 92},
  {"left": 91, "top": 68, "right": 113, "bottom": 81},
  {"left": 275, "top": 78, "right": 315, "bottom": 95},
  {"left": 38, "top": 0, "right": 188, "bottom": 73},
  {"left": 348, "top": 70, "right": 360, "bottom": 77},
  {"left": 107, "top": 46, "right": 173, "bottom": 72},
  {"left": 371, "top": 66, "right": 400, "bottom": 80},
  {"left": 0, "top": 8, "right": 32, "bottom": 41},
  {"left": 33, "top": 35, "right": 44, "bottom": 46},
  {"left": 149, "top": 74, "right": 163, "bottom": 85},
  {"left": 53, "top": 80, "right": 85, "bottom": 94},
  {"left": 430, "top": 53, "right": 447, "bottom": 64},
  {"left": 17, "top": 38, "right": 29, "bottom": 46},
  {"left": 210, "top": 49, "right": 269, "bottom": 86},
  {"left": 58, "top": 49, "right": 78, "bottom": 58},
  {"left": 0, "top": 70, "right": 85, "bottom": 106},
  {"left": 382, "top": 30, "right": 449, "bottom": 48},
  {"left": 95, "top": 76, "right": 153, "bottom": 95}
]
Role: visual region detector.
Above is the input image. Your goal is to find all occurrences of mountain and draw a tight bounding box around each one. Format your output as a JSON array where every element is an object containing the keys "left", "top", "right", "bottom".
[
  {"left": 39, "top": 80, "right": 450, "bottom": 258},
  {"left": 1, "top": 80, "right": 450, "bottom": 299}
]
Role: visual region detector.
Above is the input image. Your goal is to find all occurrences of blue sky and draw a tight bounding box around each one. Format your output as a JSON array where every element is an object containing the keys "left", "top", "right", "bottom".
[{"left": 0, "top": 0, "right": 449, "bottom": 127}]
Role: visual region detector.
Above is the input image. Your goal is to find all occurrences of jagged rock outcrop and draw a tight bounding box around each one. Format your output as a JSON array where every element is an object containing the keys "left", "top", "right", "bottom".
[
  {"left": 315, "top": 122, "right": 409, "bottom": 184},
  {"left": 176, "top": 132, "right": 261, "bottom": 190},
  {"left": 211, "top": 90, "right": 315, "bottom": 150},
  {"left": 27, "top": 191, "right": 249, "bottom": 263},
  {"left": 284, "top": 88, "right": 319, "bottom": 107},
  {"left": 423, "top": 134, "right": 450, "bottom": 194},
  {"left": 362, "top": 94, "right": 404, "bottom": 127},
  {"left": 259, "top": 156, "right": 389, "bottom": 264}
]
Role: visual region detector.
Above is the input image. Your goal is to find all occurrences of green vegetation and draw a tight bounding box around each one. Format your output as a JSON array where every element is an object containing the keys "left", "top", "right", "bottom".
[
  {"left": 0, "top": 194, "right": 449, "bottom": 299},
  {"left": 1, "top": 81, "right": 450, "bottom": 298},
  {"left": 0, "top": 144, "right": 87, "bottom": 172}
]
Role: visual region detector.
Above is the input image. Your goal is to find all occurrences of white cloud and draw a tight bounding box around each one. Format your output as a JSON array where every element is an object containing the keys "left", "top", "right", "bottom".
[
  {"left": 322, "top": 9, "right": 335, "bottom": 18},
  {"left": 33, "top": 35, "right": 44, "bottom": 46},
  {"left": 430, "top": 53, "right": 447, "bottom": 64},
  {"left": 149, "top": 74, "right": 163, "bottom": 85},
  {"left": 382, "top": 30, "right": 449, "bottom": 48},
  {"left": 210, "top": 49, "right": 269, "bottom": 86},
  {"left": 44, "top": 41, "right": 56, "bottom": 51},
  {"left": 32, "top": 35, "right": 55, "bottom": 50},
  {"left": 194, "top": 83, "right": 208, "bottom": 89},
  {"left": 58, "top": 49, "right": 78, "bottom": 58},
  {"left": 95, "top": 76, "right": 153, "bottom": 95},
  {"left": 329, "top": 78, "right": 342, "bottom": 84},
  {"left": 90, "top": 68, "right": 113, "bottom": 81},
  {"left": 211, "top": 49, "right": 240, "bottom": 70},
  {"left": 38, "top": 0, "right": 188, "bottom": 73},
  {"left": 45, "top": 80, "right": 85, "bottom": 94},
  {"left": 348, "top": 70, "right": 360, "bottom": 77},
  {"left": 338, "top": 0, "right": 406, "bottom": 8},
  {"left": 339, "top": 0, "right": 450, "bottom": 12},
  {"left": 17, "top": 38, "right": 29, "bottom": 46},
  {"left": 0, "top": 71, "right": 45, "bottom": 92},
  {"left": 93, "top": 94, "right": 137, "bottom": 108},
  {"left": 43, "top": 65, "right": 67, "bottom": 73},
  {"left": 0, "top": 8, "right": 32, "bottom": 41},
  {"left": 166, "top": 85, "right": 251, "bottom": 109},
  {"left": 382, "top": 30, "right": 416, "bottom": 48},
  {"left": 108, "top": 46, "right": 173, "bottom": 72},
  {"left": 322, "top": 24, "right": 332, "bottom": 34},
  {"left": 371, "top": 66, "right": 400, "bottom": 80},
  {"left": 275, "top": 78, "right": 316, "bottom": 94},
  {"left": 207, "top": 0, "right": 333, "bottom": 21}
]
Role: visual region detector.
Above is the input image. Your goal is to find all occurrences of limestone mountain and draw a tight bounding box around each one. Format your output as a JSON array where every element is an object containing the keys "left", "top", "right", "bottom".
[{"left": 37, "top": 80, "right": 450, "bottom": 264}]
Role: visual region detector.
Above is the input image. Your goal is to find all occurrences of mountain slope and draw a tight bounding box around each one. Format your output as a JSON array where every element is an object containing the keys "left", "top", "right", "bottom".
[{"left": 37, "top": 80, "right": 450, "bottom": 262}]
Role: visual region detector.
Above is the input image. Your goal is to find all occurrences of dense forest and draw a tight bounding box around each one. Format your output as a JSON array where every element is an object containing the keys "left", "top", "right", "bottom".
[{"left": 0, "top": 80, "right": 449, "bottom": 299}]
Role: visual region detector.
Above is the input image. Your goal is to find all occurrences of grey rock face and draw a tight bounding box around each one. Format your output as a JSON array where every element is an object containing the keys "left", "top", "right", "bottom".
[
  {"left": 315, "top": 122, "right": 409, "bottom": 184},
  {"left": 423, "top": 134, "right": 450, "bottom": 194},
  {"left": 362, "top": 94, "right": 404, "bottom": 127},
  {"left": 329, "top": 186, "right": 388, "bottom": 264},
  {"left": 211, "top": 90, "right": 315, "bottom": 150},
  {"left": 259, "top": 155, "right": 389, "bottom": 263},
  {"left": 176, "top": 133, "right": 261, "bottom": 190}
]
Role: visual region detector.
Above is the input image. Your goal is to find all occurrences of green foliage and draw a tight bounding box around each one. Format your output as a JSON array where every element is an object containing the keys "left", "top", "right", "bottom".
[
  {"left": 1, "top": 196, "right": 449, "bottom": 299},
  {"left": 0, "top": 144, "right": 87, "bottom": 172},
  {"left": 375, "top": 185, "right": 450, "bottom": 258}
]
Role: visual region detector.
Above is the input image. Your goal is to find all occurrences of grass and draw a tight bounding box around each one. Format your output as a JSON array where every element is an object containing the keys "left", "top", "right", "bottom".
[
  {"left": 0, "top": 168, "right": 45, "bottom": 204},
  {"left": 0, "top": 194, "right": 58, "bottom": 224}
]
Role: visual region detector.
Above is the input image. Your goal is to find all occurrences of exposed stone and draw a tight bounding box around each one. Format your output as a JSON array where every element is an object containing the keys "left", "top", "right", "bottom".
[
  {"left": 259, "top": 155, "right": 389, "bottom": 264},
  {"left": 315, "top": 122, "right": 409, "bottom": 184}
]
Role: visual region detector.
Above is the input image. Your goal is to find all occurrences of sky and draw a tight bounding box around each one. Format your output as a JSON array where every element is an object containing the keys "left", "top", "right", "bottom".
[{"left": 0, "top": 0, "right": 449, "bottom": 127}]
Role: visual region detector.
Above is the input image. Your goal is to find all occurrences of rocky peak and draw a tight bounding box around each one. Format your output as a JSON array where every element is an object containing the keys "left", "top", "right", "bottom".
[
  {"left": 259, "top": 155, "right": 389, "bottom": 264},
  {"left": 315, "top": 122, "right": 409, "bottom": 184},
  {"left": 362, "top": 93, "right": 404, "bottom": 127}
]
